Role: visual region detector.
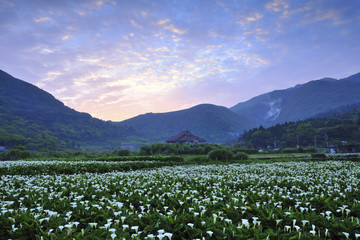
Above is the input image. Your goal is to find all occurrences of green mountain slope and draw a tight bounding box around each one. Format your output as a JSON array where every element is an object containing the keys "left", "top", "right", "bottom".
[
  {"left": 239, "top": 104, "right": 360, "bottom": 149},
  {"left": 0, "top": 70, "right": 133, "bottom": 150},
  {"left": 2, "top": 68, "right": 360, "bottom": 148},
  {"left": 231, "top": 73, "right": 360, "bottom": 127},
  {"left": 116, "top": 104, "right": 252, "bottom": 143}
]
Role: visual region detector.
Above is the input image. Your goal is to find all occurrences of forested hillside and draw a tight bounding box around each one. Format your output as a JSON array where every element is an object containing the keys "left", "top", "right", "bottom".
[
  {"left": 2, "top": 67, "right": 360, "bottom": 150},
  {"left": 116, "top": 104, "right": 252, "bottom": 143},
  {"left": 239, "top": 105, "right": 360, "bottom": 149},
  {"left": 231, "top": 72, "right": 360, "bottom": 127},
  {"left": 0, "top": 70, "right": 135, "bottom": 150}
]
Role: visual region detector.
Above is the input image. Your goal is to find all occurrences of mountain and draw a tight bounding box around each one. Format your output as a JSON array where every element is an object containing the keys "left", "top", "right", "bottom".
[
  {"left": 0, "top": 69, "right": 134, "bottom": 150},
  {"left": 230, "top": 72, "right": 360, "bottom": 127},
  {"left": 239, "top": 105, "right": 360, "bottom": 149},
  {"left": 116, "top": 104, "right": 252, "bottom": 143},
  {"left": 2, "top": 68, "right": 360, "bottom": 148}
]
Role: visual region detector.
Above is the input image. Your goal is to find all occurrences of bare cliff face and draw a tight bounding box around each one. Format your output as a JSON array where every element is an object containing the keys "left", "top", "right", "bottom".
[
  {"left": 265, "top": 99, "right": 282, "bottom": 122},
  {"left": 230, "top": 72, "right": 360, "bottom": 128}
]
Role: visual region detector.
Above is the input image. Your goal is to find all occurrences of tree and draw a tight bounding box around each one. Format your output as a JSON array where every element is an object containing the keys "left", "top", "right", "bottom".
[
  {"left": 139, "top": 146, "right": 153, "bottom": 156},
  {"left": 207, "top": 149, "right": 233, "bottom": 162}
]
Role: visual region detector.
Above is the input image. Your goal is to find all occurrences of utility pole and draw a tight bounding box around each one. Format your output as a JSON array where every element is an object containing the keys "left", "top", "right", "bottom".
[
  {"left": 274, "top": 137, "right": 277, "bottom": 149},
  {"left": 324, "top": 133, "right": 329, "bottom": 148},
  {"left": 296, "top": 134, "right": 299, "bottom": 148},
  {"left": 314, "top": 135, "right": 317, "bottom": 152}
]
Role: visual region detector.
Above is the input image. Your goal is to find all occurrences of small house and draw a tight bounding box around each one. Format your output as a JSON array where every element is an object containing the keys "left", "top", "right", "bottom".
[
  {"left": 0, "top": 146, "right": 7, "bottom": 152},
  {"left": 166, "top": 130, "right": 206, "bottom": 144},
  {"left": 120, "top": 142, "right": 136, "bottom": 151},
  {"left": 336, "top": 143, "right": 360, "bottom": 153}
]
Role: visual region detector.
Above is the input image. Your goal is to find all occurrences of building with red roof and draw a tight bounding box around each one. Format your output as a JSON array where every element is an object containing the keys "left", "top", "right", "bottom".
[{"left": 166, "top": 130, "right": 206, "bottom": 144}]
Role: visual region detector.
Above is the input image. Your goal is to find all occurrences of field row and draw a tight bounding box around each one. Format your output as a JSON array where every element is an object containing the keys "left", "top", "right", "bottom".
[
  {"left": 1, "top": 161, "right": 360, "bottom": 239},
  {"left": 0, "top": 160, "right": 182, "bottom": 175}
]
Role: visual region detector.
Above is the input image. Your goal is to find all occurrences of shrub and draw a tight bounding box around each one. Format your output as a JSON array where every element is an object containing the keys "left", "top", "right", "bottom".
[
  {"left": 311, "top": 153, "right": 327, "bottom": 160},
  {"left": 139, "top": 146, "right": 153, "bottom": 156},
  {"left": 3, "top": 149, "right": 32, "bottom": 160},
  {"left": 233, "top": 152, "right": 248, "bottom": 160},
  {"left": 304, "top": 147, "right": 315, "bottom": 153},
  {"left": 345, "top": 154, "right": 360, "bottom": 161},
  {"left": 117, "top": 149, "right": 131, "bottom": 156},
  {"left": 189, "top": 146, "right": 205, "bottom": 155},
  {"left": 185, "top": 155, "right": 208, "bottom": 164},
  {"left": 12, "top": 145, "right": 27, "bottom": 151},
  {"left": 283, "top": 148, "right": 298, "bottom": 153},
  {"left": 207, "top": 149, "right": 233, "bottom": 162},
  {"left": 151, "top": 143, "right": 169, "bottom": 154},
  {"left": 93, "top": 155, "right": 184, "bottom": 163},
  {"left": 0, "top": 161, "right": 183, "bottom": 175},
  {"left": 233, "top": 147, "right": 258, "bottom": 154}
]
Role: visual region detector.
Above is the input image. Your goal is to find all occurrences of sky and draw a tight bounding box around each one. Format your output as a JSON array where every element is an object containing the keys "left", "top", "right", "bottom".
[{"left": 1, "top": 0, "right": 360, "bottom": 121}]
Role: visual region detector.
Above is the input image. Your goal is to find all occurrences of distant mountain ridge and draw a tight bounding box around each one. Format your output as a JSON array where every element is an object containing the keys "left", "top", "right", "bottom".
[
  {"left": 115, "top": 72, "right": 360, "bottom": 143},
  {"left": 230, "top": 73, "right": 360, "bottom": 127},
  {"left": 0, "top": 69, "right": 134, "bottom": 149},
  {"left": 1, "top": 68, "right": 360, "bottom": 148},
  {"left": 115, "top": 104, "right": 252, "bottom": 143}
]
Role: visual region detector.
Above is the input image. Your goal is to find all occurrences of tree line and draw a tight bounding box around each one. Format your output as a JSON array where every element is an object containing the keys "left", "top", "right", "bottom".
[{"left": 239, "top": 107, "right": 360, "bottom": 149}]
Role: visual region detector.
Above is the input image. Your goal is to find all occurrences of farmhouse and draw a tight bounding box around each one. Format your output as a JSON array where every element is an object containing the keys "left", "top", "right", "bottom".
[
  {"left": 120, "top": 142, "right": 136, "bottom": 151},
  {"left": 336, "top": 143, "right": 360, "bottom": 153},
  {"left": 166, "top": 130, "right": 206, "bottom": 144}
]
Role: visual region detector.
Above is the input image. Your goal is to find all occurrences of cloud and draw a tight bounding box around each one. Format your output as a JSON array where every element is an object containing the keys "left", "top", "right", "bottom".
[
  {"left": 164, "top": 24, "right": 186, "bottom": 34},
  {"left": 156, "top": 18, "right": 187, "bottom": 35},
  {"left": 77, "top": 56, "right": 105, "bottom": 64},
  {"left": 41, "top": 71, "right": 63, "bottom": 82},
  {"left": 0, "top": 0, "right": 359, "bottom": 121},
  {"left": 34, "top": 17, "right": 51, "bottom": 23},
  {"left": 62, "top": 35, "right": 71, "bottom": 40},
  {"left": 266, "top": 0, "right": 290, "bottom": 16},
  {"left": 246, "top": 13, "right": 263, "bottom": 22},
  {"left": 157, "top": 19, "right": 170, "bottom": 25},
  {"left": 302, "top": 8, "right": 348, "bottom": 26}
]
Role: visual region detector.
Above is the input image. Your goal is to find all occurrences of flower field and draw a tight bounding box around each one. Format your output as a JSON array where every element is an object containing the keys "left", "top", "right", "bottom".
[
  {"left": 0, "top": 157, "right": 183, "bottom": 175},
  {"left": 1, "top": 160, "right": 360, "bottom": 239}
]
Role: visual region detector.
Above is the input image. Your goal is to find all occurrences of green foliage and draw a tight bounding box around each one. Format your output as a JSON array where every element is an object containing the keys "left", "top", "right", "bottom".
[
  {"left": 134, "top": 143, "right": 260, "bottom": 158},
  {"left": 139, "top": 146, "right": 153, "bottom": 156},
  {"left": 232, "top": 145, "right": 258, "bottom": 154},
  {"left": 282, "top": 148, "right": 299, "bottom": 153},
  {"left": 93, "top": 155, "right": 184, "bottom": 163},
  {"left": 1, "top": 146, "right": 32, "bottom": 160},
  {"left": 0, "top": 158, "right": 184, "bottom": 175},
  {"left": 114, "top": 149, "right": 131, "bottom": 156},
  {"left": 184, "top": 155, "right": 208, "bottom": 164},
  {"left": 207, "top": 149, "right": 233, "bottom": 162},
  {"left": 150, "top": 142, "right": 169, "bottom": 154},
  {"left": 0, "top": 70, "right": 135, "bottom": 150},
  {"left": 233, "top": 152, "right": 248, "bottom": 160},
  {"left": 330, "top": 154, "right": 360, "bottom": 161},
  {"left": 304, "top": 146, "right": 316, "bottom": 153},
  {"left": 12, "top": 145, "right": 27, "bottom": 151},
  {"left": 239, "top": 106, "right": 360, "bottom": 149},
  {"left": 137, "top": 142, "right": 223, "bottom": 156},
  {"left": 311, "top": 153, "right": 327, "bottom": 160}
]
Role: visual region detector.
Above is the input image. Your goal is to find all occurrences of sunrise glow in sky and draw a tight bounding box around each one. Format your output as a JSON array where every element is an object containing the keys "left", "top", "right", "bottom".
[{"left": 1, "top": 0, "right": 360, "bottom": 121}]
